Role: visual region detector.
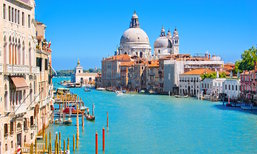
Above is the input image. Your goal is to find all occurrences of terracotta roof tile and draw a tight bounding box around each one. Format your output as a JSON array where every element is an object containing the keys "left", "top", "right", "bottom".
[{"left": 182, "top": 68, "right": 214, "bottom": 75}]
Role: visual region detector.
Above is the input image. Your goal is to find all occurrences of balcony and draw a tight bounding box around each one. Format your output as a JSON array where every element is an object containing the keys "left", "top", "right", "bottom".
[
  {"left": 6, "top": 64, "right": 29, "bottom": 74},
  {"left": 31, "top": 66, "right": 40, "bottom": 74}
]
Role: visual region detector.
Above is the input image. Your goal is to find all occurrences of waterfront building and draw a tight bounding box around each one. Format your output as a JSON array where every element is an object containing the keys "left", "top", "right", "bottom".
[
  {"left": 240, "top": 70, "right": 257, "bottom": 101},
  {"left": 127, "top": 60, "right": 147, "bottom": 91},
  {"left": 72, "top": 60, "right": 98, "bottom": 85},
  {"left": 154, "top": 27, "right": 179, "bottom": 58},
  {"left": 145, "top": 60, "right": 160, "bottom": 92},
  {"left": 200, "top": 78, "right": 226, "bottom": 97},
  {"left": 0, "top": 0, "right": 52, "bottom": 153},
  {"left": 95, "top": 73, "right": 102, "bottom": 88},
  {"left": 179, "top": 69, "right": 214, "bottom": 96},
  {"left": 163, "top": 54, "right": 224, "bottom": 94},
  {"left": 35, "top": 21, "right": 53, "bottom": 133},
  {"left": 101, "top": 54, "right": 131, "bottom": 88},
  {"left": 120, "top": 61, "right": 135, "bottom": 89},
  {"left": 223, "top": 78, "right": 240, "bottom": 100}
]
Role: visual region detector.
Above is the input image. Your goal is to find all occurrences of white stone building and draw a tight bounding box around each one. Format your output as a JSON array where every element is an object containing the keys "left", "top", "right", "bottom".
[
  {"left": 223, "top": 78, "right": 240, "bottom": 99},
  {"left": 179, "top": 69, "right": 214, "bottom": 96},
  {"left": 72, "top": 60, "right": 98, "bottom": 85},
  {"left": 200, "top": 78, "right": 226, "bottom": 96},
  {"left": 163, "top": 55, "right": 224, "bottom": 94}
]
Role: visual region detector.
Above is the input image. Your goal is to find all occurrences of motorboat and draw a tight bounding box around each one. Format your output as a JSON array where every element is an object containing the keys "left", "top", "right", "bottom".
[
  {"left": 115, "top": 90, "right": 123, "bottom": 96},
  {"left": 148, "top": 90, "right": 157, "bottom": 94},
  {"left": 56, "top": 88, "right": 70, "bottom": 95},
  {"left": 175, "top": 95, "right": 188, "bottom": 98},
  {"left": 80, "top": 105, "right": 88, "bottom": 111},
  {"left": 96, "top": 88, "right": 106, "bottom": 91},
  {"left": 84, "top": 88, "right": 91, "bottom": 92},
  {"left": 139, "top": 90, "right": 145, "bottom": 94},
  {"left": 63, "top": 118, "right": 72, "bottom": 125}
]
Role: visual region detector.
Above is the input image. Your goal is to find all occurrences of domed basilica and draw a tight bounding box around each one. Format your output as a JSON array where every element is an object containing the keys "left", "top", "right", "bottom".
[{"left": 117, "top": 11, "right": 179, "bottom": 59}]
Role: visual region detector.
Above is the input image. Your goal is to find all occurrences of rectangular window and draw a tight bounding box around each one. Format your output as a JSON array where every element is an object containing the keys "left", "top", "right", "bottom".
[
  {"left": 10, "top": 121, "right": 14, "bottom": 134},
  {"left": 18, "top": 10, "right": 20, "bottom": 24},
  {"left": 12, "top": 7, "right": 13, "bottom": 22},
  {"left": 22, "top": 12, "right": 24, "bottom": 26},
  {"left": 28, "top": 14, "right": 30, "bottom": 28},
  {"left": 3, "top": 4, "right": 6, "bottom": 19},
  {"left": 15, "top": 9, "right": 17, "bottom": 23},
  {"left": 45, "top": 59, "right": 48, "bottom": 70},
  {"left": 8, "top": 6, "right": 10, "bottom": 21},
  {"left": 36, "top": 58, "right": 42, "bottom": 71}
]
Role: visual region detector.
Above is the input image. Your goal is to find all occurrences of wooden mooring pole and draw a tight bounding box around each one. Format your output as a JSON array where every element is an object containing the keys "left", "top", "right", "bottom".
[
  {"left": 95, "top": 131, "right": 98, "bottom": 154},
  {"left": 103, "top": 128, "right": 105, "bottom": 151}
]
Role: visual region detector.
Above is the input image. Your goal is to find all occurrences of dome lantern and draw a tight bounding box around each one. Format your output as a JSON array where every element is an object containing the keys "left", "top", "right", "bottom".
[{"left": 130, "top": 11, "right": 140, "bottom": 28}]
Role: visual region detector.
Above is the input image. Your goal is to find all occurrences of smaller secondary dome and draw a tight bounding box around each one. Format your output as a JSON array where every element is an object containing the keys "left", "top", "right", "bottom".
[{"left": 154, "top": 37, "right": 172, "bottom": 48}]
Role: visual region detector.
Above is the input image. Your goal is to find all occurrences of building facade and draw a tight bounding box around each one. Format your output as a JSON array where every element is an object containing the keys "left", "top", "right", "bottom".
[
  {"left": 223, "top": 78, "right": 240, "bottom": 100},
  {"left": 0, "top": 0, "right": 53, "bottom": 153},
  {"left": 179, "top": 69, "right": 214, "bottom": 96}
]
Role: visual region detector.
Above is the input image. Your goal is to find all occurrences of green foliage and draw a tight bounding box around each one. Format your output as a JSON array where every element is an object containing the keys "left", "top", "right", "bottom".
[
  {"left": 236, "top": 46, "right": 257, "bottom": 71},
  {"left": 201, "top": 72, "right": 227, "bottom": 80},
  {"left": 219, "top": 72, "right": 227, "bottom": 78}
]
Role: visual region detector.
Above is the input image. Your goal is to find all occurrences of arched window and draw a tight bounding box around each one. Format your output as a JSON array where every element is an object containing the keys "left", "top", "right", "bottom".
[
  {"left": 9, "top": 36, "right": 12, "bottom": 64},
  {"left": 18, "top": 39, "right": 21, "bottom": 65},
  {"left": 3, "top": 36, "right": 7, "bottom": 65}
]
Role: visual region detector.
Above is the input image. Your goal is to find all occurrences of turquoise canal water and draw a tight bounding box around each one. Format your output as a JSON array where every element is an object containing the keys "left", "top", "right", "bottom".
[{"left": 49, "top": 77, "right": 257, "bottom": 153}]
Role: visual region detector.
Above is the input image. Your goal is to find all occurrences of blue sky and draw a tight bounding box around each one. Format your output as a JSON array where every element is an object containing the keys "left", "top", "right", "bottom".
[{"left": 35, "top": 0, "right": 257, "bottom": 70}]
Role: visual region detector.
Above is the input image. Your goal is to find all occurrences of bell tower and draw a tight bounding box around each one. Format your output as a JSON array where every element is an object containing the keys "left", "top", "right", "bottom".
[
  {"left": 172, "top": 27, "right": 179, "bottom": 54},
  {"left": 75, "top": 59, "right": 83, "bottom": 74}
]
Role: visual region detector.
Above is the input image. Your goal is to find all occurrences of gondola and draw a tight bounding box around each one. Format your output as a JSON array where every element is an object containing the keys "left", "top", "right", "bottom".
[
  {"left": 85, "top": 103, "right": 95, "bottom": 121},
  {"left": 85, "top": 114, "right": 95, "bottom": 121}
]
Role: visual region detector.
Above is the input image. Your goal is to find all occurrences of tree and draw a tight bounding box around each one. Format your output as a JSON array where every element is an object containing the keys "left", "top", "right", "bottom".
[{"left": 237, "top": 46, "right": 257, "bottom": 71}]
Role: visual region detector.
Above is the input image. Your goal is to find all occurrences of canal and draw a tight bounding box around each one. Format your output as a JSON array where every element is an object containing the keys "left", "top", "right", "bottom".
[{"left": 48, "top": 77, "right": 257, "bottom": 153}]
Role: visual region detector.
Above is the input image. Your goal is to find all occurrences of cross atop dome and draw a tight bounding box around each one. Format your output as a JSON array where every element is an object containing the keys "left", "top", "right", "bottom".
[{"left": 130, "top": 11, "right": 140, "bottom": 28}]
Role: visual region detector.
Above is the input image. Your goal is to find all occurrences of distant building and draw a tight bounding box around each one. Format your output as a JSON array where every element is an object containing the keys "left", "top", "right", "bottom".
[
  {"left": 223, "top": 78, "right": 240, "bottom": 100},
  {"left": 179, "top": 69, "right": 214, "bottom": 96},
  {"left": 201, "top": 78, "right": 226, "bottom": 96},
  {"left": 72, "top": 60, "right": 98, "bottom": 85},
  {"left": 240, "top": 70, "right": 257, "bottom": 101},
  {"left": 163, "top": 54, "right": 224, "bottom": 94}
]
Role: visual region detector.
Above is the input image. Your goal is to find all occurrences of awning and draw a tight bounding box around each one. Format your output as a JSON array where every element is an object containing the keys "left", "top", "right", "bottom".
[{"left": 11, "top": 77, "right": 28, "bottom": 90}]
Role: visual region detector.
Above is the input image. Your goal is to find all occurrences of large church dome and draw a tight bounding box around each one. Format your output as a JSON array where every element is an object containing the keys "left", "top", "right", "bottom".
[
  {"left": 120, "top": 28, "right": 150, "bottom": 44},
  {"left": 118, "top": 11, "right": 151, "bottom": 59}
]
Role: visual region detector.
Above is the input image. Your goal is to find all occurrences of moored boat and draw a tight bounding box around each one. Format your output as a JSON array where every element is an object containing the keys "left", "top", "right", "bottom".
[
  {"left": 175, "top": 95, "right": 188, "bottom": 98},
  {"left": 63, "top": 118, "right": 72, "bottom": 125},
  {"left": 96, "top": 87, "right": 106, "bottom": 91},
  {"left": 85, "top": 114, "right": 95, "bottom": 121},
  {"left": 84, "top": 88, "right": 91, "bottom": 92},
  {"left": 115, "top": 90, "right": 123, "bottom": 96}
]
